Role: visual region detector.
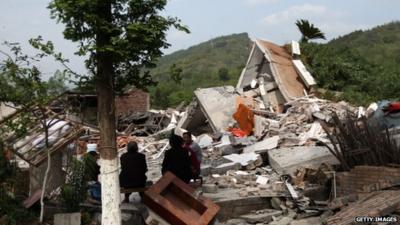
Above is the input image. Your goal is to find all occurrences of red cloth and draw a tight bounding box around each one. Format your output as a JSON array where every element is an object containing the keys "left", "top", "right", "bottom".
[
  {"left": 384, "top": 102, "right": 400, "bottom": 114},
  {"left": 183, "top": 144, "right": 200, "bottom": 177},
  {"left": 232, "top": 104, "right": 254, "bottom": 136},
  {"left": 228, "top": 127, "right": 247, "bottom": 137}
]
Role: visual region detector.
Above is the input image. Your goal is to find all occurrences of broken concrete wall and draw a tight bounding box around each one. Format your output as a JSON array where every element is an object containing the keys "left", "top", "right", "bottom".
[
  {"left": 194, "top": 86, "right": 238, "bottom": 132},
  {"left": 236, "top": 43, "right": 263, "bottom": 90},
  {"left": 176, "top": 101, "right": 212, "bottom": 136},
  {"left": 30, "top": 149, "right": 66, "bottom": 195}
]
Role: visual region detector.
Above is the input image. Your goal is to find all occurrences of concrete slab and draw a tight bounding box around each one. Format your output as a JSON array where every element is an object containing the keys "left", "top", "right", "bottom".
[
  {"left": 197, "top": 134, "right": 213, "bottom": 148},
  {"left": 268, "top": 146, "right": 339, "bottom": 175},
  {"left": 240, "top": 209, "right": 282, "bottom": 223},
  {"left": 212, "top": 162, "right": 242, "bottom": 175},
  {"left": 290, "top": 217, "right": 322, "bottom": 225},
  {"left": 54, "top": 213, "right": 80, "bottom": 225},
  {"left": 194, "top": 86, "right": 238, "bottom": 132},
  {"left": 223, "top": 152, "right": 262, "bottom": 167},
  {"left": 243, "top": 135, "right": 279, "bottom": 153}
]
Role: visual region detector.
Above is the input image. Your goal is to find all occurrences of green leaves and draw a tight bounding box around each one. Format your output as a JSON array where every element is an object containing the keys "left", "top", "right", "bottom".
[
  {"left": 295, "top": 19, "right": 326, "bottom": 43},
  {"left": 48, "top": 0, "right": 189, "bottom": 93}
]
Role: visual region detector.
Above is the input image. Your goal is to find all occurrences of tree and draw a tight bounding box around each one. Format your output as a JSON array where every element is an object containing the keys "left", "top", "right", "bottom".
[
  {"left": 295, "top": 19, "right": 326, "bottom": 43},
  {"left": 47, "top": 70, "right": 68, "bottom": 95},
  {"left": 0, "top": 41, "right": 68, "bottom": 223},
  {"left": 218, "top": 67, "right": 229, "bottom": 81},
  {"left": 48, "top": 1, "right": 188, "bottom": 224},
  {"left": 169, "top": 63, "right": 183, "bottom": 84}
]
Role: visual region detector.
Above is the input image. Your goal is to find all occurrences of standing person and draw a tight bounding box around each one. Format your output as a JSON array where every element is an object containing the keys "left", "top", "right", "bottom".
[
  {"left": 161, "top": 135, "right": 192, "bottom": 183},
  {"left": 183, "top": 131, "right": 202, "bottom": 178},
  {"left": 119, "top": 141, "right": 147, "bottom": 203}
]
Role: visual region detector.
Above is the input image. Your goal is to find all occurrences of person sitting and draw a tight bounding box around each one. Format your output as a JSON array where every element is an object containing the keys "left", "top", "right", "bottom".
[
  {"left": 183, "top": 131, "right": 202, "bottom": 179},
  {"left": 161, "top": 134, "right": 192, "bottom": 183},
  {"left": 82, "top": 145, "right": 101, "bottom": 201},
  {"left": 119, "top": 141, "right": 147, "bottom": 203}
]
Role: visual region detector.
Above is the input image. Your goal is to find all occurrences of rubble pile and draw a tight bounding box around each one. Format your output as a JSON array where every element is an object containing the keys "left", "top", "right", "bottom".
[
  {"left": 3, "top": 39, "right": 400, "bottom": 225},
  {"left": 117, "top": 109, "right": 181, "bottom": 136}
]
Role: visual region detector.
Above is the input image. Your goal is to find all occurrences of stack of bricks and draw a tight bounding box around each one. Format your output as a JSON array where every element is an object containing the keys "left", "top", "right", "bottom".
[
  {"left": 115, "top": 88, "right": 150, "bottom": 116},
  {"left": 336, "top": 166, "right": 400, "bottom": 197},
  {"left": 327, "top": 190, "right": 400, "bottom": 225}
]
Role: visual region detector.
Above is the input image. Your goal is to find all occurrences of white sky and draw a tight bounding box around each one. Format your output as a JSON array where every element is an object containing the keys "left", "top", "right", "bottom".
[{"left": 1, "top": 0, "right": 399, "bottom": 78}]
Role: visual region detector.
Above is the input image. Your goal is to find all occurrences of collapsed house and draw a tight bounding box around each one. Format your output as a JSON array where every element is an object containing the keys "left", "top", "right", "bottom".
[{"left": 2, "top": 38, "right": 400, "bottom": 225}]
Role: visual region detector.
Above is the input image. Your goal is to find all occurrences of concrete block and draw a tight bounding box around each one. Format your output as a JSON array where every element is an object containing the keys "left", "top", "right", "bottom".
[
  {"left": 54, "top": 213, "right": 81, "bottom": 225},
  {"left": 212, "top": 162, "right": 242, "bottom": 175},
  {"left": 290, "top": 217, "right": 322, "bottom": 225},
  {"left": 223, "top": 152, "right": 262, "bottom": 167},
  {"left": 268, "top": 146, "right": 339, "bottom": 175},
  {"left": 243, "top": 135, "right": 279, "bottom": 153},
  {"left": 194, "top": 87, "right": 238, "bottom": 132},
  {"left": 200, "top": 165, "right": 213, "bottom": 176},
  {"left": 240, "top": 209, "right": 282, "bottom": 223},
  {"left": 271, "top": 217, "right": 293, "bottom": 225},
  {"left": 202, "top": 184, "right": 218, "bottom": 194},
  {"left": 216, "top": 145, "right": 236, "bottom": 156},
  {"left": 197, "top": 134, "right": 213, "bottom": 148}
]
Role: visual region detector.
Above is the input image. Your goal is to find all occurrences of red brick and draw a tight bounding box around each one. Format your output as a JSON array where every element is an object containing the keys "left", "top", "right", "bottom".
[{"left": 115, "top": 88, "right": 149, "bottom": 116}]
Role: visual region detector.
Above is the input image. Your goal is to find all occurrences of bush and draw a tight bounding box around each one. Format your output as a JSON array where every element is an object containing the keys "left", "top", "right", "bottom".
[{"left": 61, "top": 159, "right": 87, "bottom": 212}]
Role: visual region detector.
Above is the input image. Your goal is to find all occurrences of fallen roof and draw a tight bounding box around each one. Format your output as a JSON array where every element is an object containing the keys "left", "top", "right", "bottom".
[
  {"left": 0, "top": 106, "right": 85, "bottom": 166},
  {"left": 255, "top": 39, "right": 306, "bottom": 101}
]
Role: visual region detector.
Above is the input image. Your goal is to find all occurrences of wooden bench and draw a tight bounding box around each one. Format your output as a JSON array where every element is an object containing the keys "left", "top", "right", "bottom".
[{"left": 120, "top": 187, "right": 148, "bottom": 194}]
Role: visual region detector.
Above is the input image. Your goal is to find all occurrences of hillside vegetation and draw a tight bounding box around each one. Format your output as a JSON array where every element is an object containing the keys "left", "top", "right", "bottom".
[
  {"left": 149, "top": 33, "right": 251, "bottom": 108},
  {"left": 150, "top": 22, "right": 400, "bottom": 108},
  {"left": 302, "top": 21, "right": 400, "bottom": 105}
]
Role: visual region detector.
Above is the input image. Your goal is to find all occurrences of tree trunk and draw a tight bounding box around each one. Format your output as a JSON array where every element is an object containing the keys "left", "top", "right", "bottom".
[
  {"left": 96, "top": 2, "right": 121, "bottom": 225},
  {"left": 39, "top": 114, "right": 50, "bottom": 223}
]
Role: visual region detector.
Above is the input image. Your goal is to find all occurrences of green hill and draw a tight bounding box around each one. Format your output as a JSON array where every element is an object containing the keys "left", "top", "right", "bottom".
[
  {"left": 150, "top": 22, "right": 400, "bottom": 108},
  {"left": 301, "top": 21, "right": 400, "bottom": 105},
  {"left": 150, "top": 33, "right": 252, "bottom": 108},
  {"left": 329, "top": 21, "right": 400, "bottom": 67}
]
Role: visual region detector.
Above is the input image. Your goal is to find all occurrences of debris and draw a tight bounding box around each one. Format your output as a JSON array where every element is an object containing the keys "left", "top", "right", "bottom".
[
  {"left": 143, "top": 172, "right": 220, "bottom": 225},
  {"left": 197, "top": 134, "right": 213, "bottom": 148},
  {"left": 335, "top": 166, "right": 400, "bottom": 197},
  {"left": 268, "top": 146, "right": 339, "bottom": 175},
  {"left": 243, "top": 135, "right": 279, "bottom": 153},
  {"left": 255, "top": 176, "right": 269, "bottom": 185},
  {"left": 194, "top": 86, "right": 238, "bottom": 133},
  {"left": 54, "top": 213, "right": 81, "bottom": 225},
  {"left": 202, "top": 184, "right": 218, "bottom": 194},
  {"left": 239, "top": 209, "right": 283, "bottom": 224},
  {"left": 327, "top": 190, "right": 400, "bottom": 225},
  {"left": 283, "top": 179, "right": 299, "bottom": 200},
  {"left": 223, "top": 152, "right": 262, "bottom": 169},
  {"left": 291, "top": 217, "right": 322, "bottom": 225}
]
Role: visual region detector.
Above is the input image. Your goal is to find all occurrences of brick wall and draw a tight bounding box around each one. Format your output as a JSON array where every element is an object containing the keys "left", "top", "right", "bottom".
[
  {"left": 336, "top": 166, "right": 400, "bottom": 197},
  {"left": 327, "top": 190, "right": 400, "bottom": 225},
  {"left": 115, "top": 88, "right": 149, "bottom": 116}
]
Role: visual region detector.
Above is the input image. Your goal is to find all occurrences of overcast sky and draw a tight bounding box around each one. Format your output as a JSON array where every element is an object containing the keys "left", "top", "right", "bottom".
[{"left": 1, "top": 0, "right": 399, "bottom": 78}]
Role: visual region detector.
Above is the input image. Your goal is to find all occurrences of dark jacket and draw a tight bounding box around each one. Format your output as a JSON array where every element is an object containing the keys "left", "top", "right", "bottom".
[
  {"left": 83, "top": 153, "right": 100, "bottom": 182},
  {"left": 161, "top": 146, "right": 192, "bottom": 183},
  {"left": 119, "top": 152, "right": 147, "bottom": 188}
]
